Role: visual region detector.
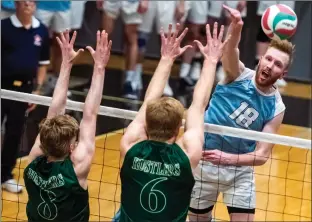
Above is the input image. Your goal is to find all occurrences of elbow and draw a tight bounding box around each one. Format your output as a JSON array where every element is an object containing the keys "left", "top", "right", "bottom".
[
  {"left": 254, "top": 152, "right": 270, "bottom": 166},
  {"left": 82, "top": 140, "right": 95, "bottom": 156},
  {"left": 83, "top": 109, "right": 97, "bottom": 120},
  {"left": 254, "top": 157, "right": 269, "bottom": 166},
  {"left": 189, "top": 102, "right": 205, "bottom": 114}
]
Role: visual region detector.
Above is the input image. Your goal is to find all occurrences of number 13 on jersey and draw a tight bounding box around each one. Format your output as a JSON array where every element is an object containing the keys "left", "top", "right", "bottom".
[{"left": 229, "top": 102, "right": 259, "bottom": 128}]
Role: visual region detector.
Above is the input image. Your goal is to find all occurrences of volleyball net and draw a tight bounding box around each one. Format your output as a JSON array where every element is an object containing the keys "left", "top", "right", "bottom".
[{"left": 1, "top": 89, "right": 311, "bottom": 221}]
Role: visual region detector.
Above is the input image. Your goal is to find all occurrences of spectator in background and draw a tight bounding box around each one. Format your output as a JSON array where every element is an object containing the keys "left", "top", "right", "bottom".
[
  {"left": 70, "top": 0, "right": 87, "bottom": 33},
  {"left": 134, "top": 0, "right": 189, "bottom": 97},
  {"left": 216, "top": 0, "right": 247, "bottom": 82},
  {"left": 1, "top": 0, "right": 50, "bottom": 193},
  {"left": 1, "top": 0, "right": 15, "bottom": 19},
  {"left": 99, "top": 0, "right": 148, "bottom": 99},
  {"left": 256, "top": 1, "right": 295, "bottom": 87},
  {"left": 178, "top": 1, "right": 208, "bottom": 90},
  {"left": 180, "top": 1, "right": 247, "bottom": 85},
  {"left": 35, "top": 0, "right": 71, "bottom": 95}
]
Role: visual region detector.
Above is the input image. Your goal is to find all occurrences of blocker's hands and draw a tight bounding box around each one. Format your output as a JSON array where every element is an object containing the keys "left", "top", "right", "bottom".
[
  {"left": 194, "top": 22, "right": 231, "bottom": 63},
  {"left": 56, "top": 29, "right": 84, "bottom": 64},
  {"left": 160, "top": 23, "right": 192, "bottom": 60},
  {"left": 86, "top": 30, "right": 112, "bottom": 70}
]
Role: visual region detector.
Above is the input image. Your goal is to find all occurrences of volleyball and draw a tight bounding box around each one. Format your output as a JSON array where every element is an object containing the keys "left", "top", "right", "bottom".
[{"left": 261, "top": 4, "right": 298, "bottom": 40}]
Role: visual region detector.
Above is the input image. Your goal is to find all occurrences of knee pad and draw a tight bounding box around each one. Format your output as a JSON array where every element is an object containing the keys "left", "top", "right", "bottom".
[
  {"left": 227, "top": 206, "right": 255, "bottom": 214},
  {"left": 137, "top": 31, "right": 150, "bottom": 54},
  {"left": 188, "top": 206, "right": 214, "bottom": 221}
]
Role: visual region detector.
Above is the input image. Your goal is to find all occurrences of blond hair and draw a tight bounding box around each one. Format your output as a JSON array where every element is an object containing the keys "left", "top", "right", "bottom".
[
  {"left": 269, "top": 39, "right": 295, "bottom": 68},
  {"left": 146, "top": 97, "right": 184, "bottom": 141},
  {"left": 39, "top": 115, "right": 79, "bottom": 158}
]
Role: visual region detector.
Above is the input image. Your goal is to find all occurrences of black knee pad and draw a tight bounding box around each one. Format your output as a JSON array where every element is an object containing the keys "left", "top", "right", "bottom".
[
  {"left": 227, "top": 206, "right": 255, "bottom": 214},
  {"left": 189, "top": 205, "right": 214, "bottom": 214}
]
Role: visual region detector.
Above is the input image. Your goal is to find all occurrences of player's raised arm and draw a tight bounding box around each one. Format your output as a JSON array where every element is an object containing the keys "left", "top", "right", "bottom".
[
  {"left": 48, "top": 30, "right": 84, "bottom": 118},
  {"left": 28, "top": 30, "right": 84, "bottom": 163},
  {"left": 71, "top": 31, "right": 112, "bottom": 181},
  {"left": 221, "top": 4, "right": 245, "bottom": 83},
  {"left": 120, "top": 23, "right": 192, "bottom": 157},
  {"left": 177, "top": 22, "right": 230, "bottom": 169}
]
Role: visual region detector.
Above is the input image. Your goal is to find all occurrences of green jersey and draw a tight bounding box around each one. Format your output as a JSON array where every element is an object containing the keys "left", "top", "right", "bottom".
[
  {"left": 24, "top": 156, "right": 89, "bottom": 221},
  {"left": 119, "top": 140, "right": 195, "bottom": 221}
]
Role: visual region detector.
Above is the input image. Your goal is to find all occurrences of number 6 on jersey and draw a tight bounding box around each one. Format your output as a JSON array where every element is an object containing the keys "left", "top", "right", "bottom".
[{"left": 140, "top": 177, "right": 168, "bottom": 214}]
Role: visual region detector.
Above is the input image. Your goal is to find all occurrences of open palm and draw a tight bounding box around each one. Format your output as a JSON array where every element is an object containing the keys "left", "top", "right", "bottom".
[
  {"left": 86, "top": 30, "right": 112, "bottom": 69},
  {"left": 194, "top": 22, "right": 231, "bottom": 63},
  {"left": 160, "top": 23, "right": 192, "bottom": 60},
  {"left": 56, "top": 29, "right": 84, "bottom": 63}
]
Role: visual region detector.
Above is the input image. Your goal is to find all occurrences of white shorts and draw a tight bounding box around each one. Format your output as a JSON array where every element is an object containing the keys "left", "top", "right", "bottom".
[
  {"left": 187, "top": 1, "right": 208, "bottom": 24},
  {"left": 190, "top": 161, "right": 256, "bottom": 211},
  {"left": 103, "top": 1, "right": 142, "bottom": 24},
  {"left": 35, "top": 9, "right": 71, "bottom": 33},
  {"left": 70, "top": 0, "right": 86, "bottom": 30},
  {"left": 139, "top": 1, "right": 188, "bottom": 34},
  {"left": 257, "top": 1, "right": 295, "bottom": 16}
]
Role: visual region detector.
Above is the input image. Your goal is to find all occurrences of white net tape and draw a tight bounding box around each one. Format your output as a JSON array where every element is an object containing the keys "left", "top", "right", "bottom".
[{"left": 1, "top": 89, "right": 311, "bottom": 149}]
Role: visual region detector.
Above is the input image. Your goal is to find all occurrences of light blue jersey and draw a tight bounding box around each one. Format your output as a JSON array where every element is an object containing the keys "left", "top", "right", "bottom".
[
  {"left": 36, "top": 0, "right": 71, "bottom": 12},
  {"left": 204, "top": 68, "right": 285, "bottom": 154}
]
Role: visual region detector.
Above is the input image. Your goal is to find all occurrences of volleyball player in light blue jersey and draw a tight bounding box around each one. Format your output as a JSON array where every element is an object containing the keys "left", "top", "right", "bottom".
[{"left": 189, "top": 4, "right": 294, "bottom": 222}]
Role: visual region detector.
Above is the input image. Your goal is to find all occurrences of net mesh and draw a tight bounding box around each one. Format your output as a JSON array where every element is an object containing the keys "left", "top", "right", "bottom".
[{"left": 1, "top": 89, "right": 311, "bottom": 221}]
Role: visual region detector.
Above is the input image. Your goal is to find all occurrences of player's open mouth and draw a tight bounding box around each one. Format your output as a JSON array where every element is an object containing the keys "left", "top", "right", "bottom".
[{"left": 261, "top": 70, "right": 270, "bottom": 79}]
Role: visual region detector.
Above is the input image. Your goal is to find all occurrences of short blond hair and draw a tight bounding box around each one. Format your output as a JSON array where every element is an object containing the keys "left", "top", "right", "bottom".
[
  {"left": 269, "top": 39, "right": 295, "bottom": 68},
  {"left": 146, "top": 97, "right": 184, "bottom": 141},
  {"left": 39, "top": 115, "right": 79, "bottom": 158}
]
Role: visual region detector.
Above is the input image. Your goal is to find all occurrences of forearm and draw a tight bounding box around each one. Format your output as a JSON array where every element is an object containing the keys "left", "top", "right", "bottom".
[
  {"left": 47, "top": 62, "right": 72, "bottom": 118},
  {"left": 79, "top": 66, "right": 105, "bottom": 150},
  {"left": 221, "top": 22, "right": 243, "bottom": 78},
  {"left": 83, "top": 66, "right": 105, "bottom": 117},
  {"left": 227, "top": 151, "right": 270, "bottom": 166},
  {"left": 225, "top": 22, "right": 242, "bottom": 50},
  {"left": 191, "top": 59, "right": 217, "bottom": 110},
  {"left": 144, "top": 57, "right": 173, "bottom": 102}
]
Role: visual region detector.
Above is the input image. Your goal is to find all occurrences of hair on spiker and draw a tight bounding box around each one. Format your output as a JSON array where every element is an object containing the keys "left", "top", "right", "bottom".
[{"left": 269, "top": 39, "right": 295, "bottom": 67}]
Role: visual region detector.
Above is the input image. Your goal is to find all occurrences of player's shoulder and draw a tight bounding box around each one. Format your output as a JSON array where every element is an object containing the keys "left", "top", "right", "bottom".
[
  {"left": 123, "top": 140, "right": 148, "bottom": 157},
  {"left": 272, "top": 86, "right": 286, "bottom": 113},
  {"left": 219, "top": 67, "right": 255, "bottom": 86},
  {"left": 234, "top": 67, "right": 256, "bottom": 82}
]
